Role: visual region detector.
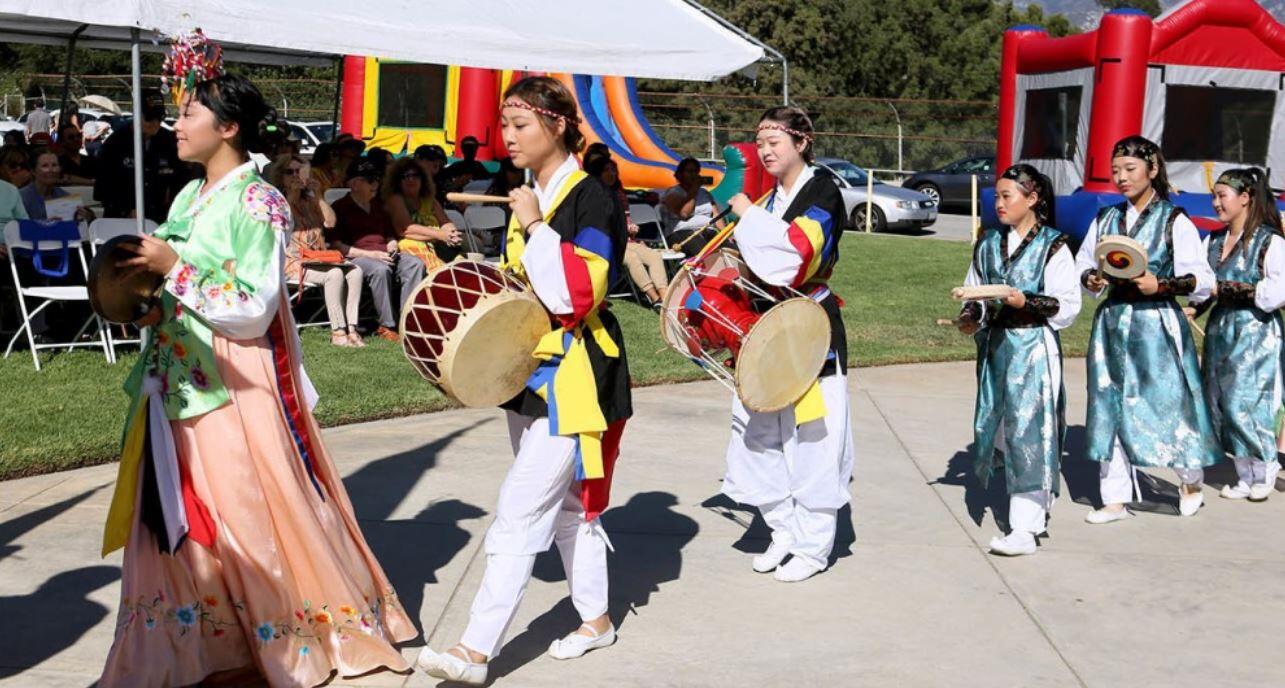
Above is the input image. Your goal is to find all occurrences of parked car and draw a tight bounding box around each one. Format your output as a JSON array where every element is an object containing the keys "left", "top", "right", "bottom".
[
  {"left": 815, "top": 157, "right": 937, "bottom": 233},
  {"left": 287, "top": 121, "right": 334, "bottom": 156},
  {"left": 901, "top": 155, "right": 995, "bottom": 209}
]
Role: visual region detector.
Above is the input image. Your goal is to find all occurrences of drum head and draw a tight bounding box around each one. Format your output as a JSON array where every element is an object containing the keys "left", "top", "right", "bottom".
[
  {"left": 88, "top": 235, "right": 163, "bottom": 323},
  {"left": 444, "top": 293, "right": 548, "bottom": 408},
  {"left": 1094, "top": 236, "right": 1147, "bottom": 280},
  {"left": 735, "top": 297, "right": 830, "bottom": 413}
]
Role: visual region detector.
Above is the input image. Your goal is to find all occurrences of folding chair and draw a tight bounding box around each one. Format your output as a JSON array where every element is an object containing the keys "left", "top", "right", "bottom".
[
  {"left": 286, "top": 273, "right": 331, "bottom": 331},
  {"left": 3, "top": 220, "right": 112, "bottom": 370},
  {"left": 463, "top": 205, "right": 507, "bottom": 257},
  {"left": 87, "top": 218, "right": 159, "bottom": 360},
  {"left": 323, "top": 188, "right": 351, "bottom": 205},
  {"left": 463, "top": 178, "right": 492, "bottom": 194}
]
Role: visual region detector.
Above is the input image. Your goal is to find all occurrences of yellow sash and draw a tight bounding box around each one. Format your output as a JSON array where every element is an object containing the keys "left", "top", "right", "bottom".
[{"left": 501, "top": 170, "right": 619, "bottom": 479}]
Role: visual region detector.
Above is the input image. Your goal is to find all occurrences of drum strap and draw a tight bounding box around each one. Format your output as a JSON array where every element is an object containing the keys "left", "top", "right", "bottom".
[{"left": 499, "top": 170, "right": 588, "bottom": 280}]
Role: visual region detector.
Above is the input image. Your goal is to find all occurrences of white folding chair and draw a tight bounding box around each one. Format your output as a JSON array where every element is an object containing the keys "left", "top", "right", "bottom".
[
  {"left": 286, "top": 275, "right": 331, "bottom": 331},
  {"left": 463, "top": 179, "right": 491, "bottom": 193},
  {"left": 445, "top": 208, "right": 468, "bottom": 231},
  {"left": 86, "top": 218, "right": 159, "bottom": 359},
  {"left": 630, "top": 202, "right": 685, "bottom": 262},
  {"left": 3, "top": 220, "right": 112, "bottom": 370},
  {"left": 463, "top": 205, "right": 507, "bottom": 256},
  {"left": 323, "top": 188, "right": 351, "bottom": 205}
]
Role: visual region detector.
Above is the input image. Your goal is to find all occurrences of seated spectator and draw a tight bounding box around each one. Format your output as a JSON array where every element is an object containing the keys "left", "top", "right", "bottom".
[
  {"left": 0, "top": 147, "right": 30, "bottom": 259},
  {"left": 20, "top": 150, "right": 95, "bottom": 222},
  {"left": 587, "top": 155, "right": 668, "bottom": 307},
  {"left": 0, "top": 146, "right": 33, "bottom": 190},
  {"left": 382, "top": 156, "right": 463, "bottom": 267},
  {"left": 55, "top": 124, "right": 95, "bottom": 183},
  {"left": 365, "top": 147, "right": 394, "bottom": 176},
  {"left": 583, "top": 142, "right": 610, "bottom": 169},
  {"left": 326, "top": 158, "right": 424, "bottom": 342},
  {"left": 484, "top": 157, "right": 525, "bottom": 224},
  {"left": 268, "top": 154, "right": 365, "bottom": 347},
  {"left": 485, "top": 157, "right": 524, "bottom": 197},
  {"left": 413, "top": 144, "right": 450, "bottom": 202},
  {"left": 660, "top": 156, "right": 724, "bottom": 248},
  {"left": 3, "top": 130, "right": 24, "bottom": 147},
  {"left": 442, "top": 135, "right": 491, "bottom": 182}
]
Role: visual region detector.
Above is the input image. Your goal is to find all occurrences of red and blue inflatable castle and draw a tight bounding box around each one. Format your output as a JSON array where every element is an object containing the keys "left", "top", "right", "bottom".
[{"left": 983, "top": 0, "right": 1285, "bottom": 242}]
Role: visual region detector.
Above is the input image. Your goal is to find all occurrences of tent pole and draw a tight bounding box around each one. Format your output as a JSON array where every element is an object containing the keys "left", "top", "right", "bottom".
[
  {"left": 59, "top": 25, "right": 88, "bottom": 130},
  {"left": 330, "top": 56, "right": 342, "bottom": 142},
  {"left": 131, "top": 28, "right": 145, "bottom": 235}
]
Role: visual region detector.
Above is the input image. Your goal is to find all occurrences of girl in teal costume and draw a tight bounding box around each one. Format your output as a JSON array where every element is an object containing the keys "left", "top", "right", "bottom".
[
  {"left": 1193, "top": 168, "right": 1285, "bottom": 503},
  {"left": 1075, "top": 136, "right": 1220, "bottom": 523},
  {"left": 959, "top": 165, "right": 1081, "bottom": 556}
]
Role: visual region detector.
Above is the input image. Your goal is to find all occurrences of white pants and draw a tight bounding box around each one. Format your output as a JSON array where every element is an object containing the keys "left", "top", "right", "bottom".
[
  {"left": 761, "top": 497, "right": 837, "bottom": 569},
  {"left": 1009, "top": 490, "right": 1050, "bottom": 536},
  {"left": 1099, "top": 440, "right": 1205, "bottom": 505},
  {"left": 1233, "top": 457, "right": 1282, "bottom": 487},
  {"left": 459, "top": 412, "right": 609, "bottom": 658},
  {"left": 723, "top": 371, "right": 854, "bottom": 569}
]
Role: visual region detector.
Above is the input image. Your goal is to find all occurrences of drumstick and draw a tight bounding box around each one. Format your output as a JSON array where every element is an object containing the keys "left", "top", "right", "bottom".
[
  {"left": 446, "top": 192, "right": 512, "bottom": 205},
  {"left": 1182, "top": 307, "right": 1206, "bottom": 337}
]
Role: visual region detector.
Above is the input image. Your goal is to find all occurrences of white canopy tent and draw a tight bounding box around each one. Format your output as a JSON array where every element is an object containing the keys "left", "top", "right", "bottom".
[{"left": 0, "top": 0, "right": 772, "bottom": 231}]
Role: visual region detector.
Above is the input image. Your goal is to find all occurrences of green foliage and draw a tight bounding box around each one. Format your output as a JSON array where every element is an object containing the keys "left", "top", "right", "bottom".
[{"left": 1097, "top": 0, "right": 1163, "bottom": 17}]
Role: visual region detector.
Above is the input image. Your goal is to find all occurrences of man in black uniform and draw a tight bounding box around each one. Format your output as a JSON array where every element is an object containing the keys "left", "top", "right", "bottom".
[{"left": 94, "top": 88, "right": 192, "bottom": 223}]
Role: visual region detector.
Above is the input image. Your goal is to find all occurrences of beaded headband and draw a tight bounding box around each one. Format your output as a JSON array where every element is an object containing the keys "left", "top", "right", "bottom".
[
  {"left": 161, "top": 29, "right": 225, "bottom": 107},
  {"left": 757, "top": 122, "right": 814, "bottom": 144},
  {"left": 1001, "top": 166, "right": 1041, "bottom": 194},
  {"left": 501, "top": 99, "right": 580, "bottom": 126},
  {"left": 1112, "top": 138, "right": 1159, "bottom": 167},
  {"left": 1215, "top": 168, "right": 1265, "bottom": 194}
]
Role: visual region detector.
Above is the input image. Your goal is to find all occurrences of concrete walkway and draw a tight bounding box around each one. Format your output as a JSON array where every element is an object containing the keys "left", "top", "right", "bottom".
[{"left": 1, "top": 360, "right": 1282, "bottom": 687}]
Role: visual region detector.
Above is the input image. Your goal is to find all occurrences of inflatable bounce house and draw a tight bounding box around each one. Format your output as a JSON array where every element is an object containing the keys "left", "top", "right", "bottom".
[
  {"left": 338, "top": 58, "right": 775, "bottom": 204},
  {"left": 984, "top": 0, "right": 1285, "bottom": 242}
]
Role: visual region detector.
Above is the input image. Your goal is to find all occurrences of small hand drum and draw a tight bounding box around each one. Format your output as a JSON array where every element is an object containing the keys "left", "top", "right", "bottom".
[
  {"left": 400, "top": 261, "right": 551, "bottom": 408},
  {"left": 88, "top": 235, "right": 164, "bottom": 323},
  {"left": 1094, "top": 235, "right": 1148, "bottom": 280},
  {"left": 660, "top": 249, "right": 830, "bottom": 412}
]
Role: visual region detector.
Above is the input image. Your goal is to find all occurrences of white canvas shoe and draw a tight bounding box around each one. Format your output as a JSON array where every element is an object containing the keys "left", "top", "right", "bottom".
[
  {"left": 988, "top": 531, "right": 1037, "bottom": 556},
  {"left": 1085, "top": 507, "right": 1134, "bottom": 524},
  {"left": 752, "top": 540, "right": 792, "bottom": 573},
  {"left": 1249, "top": 482, "right": 1273, "bottom": 502},
  {"left": 548, "top": 623, "right": 616, "bottom": 660},
  {"left": 1220, "top": 482, "right": 1251, "bottom": 500},
  {"left": 1179, "top": 486, "right": 1204, "bottom": 516},
  {"left": 773, "top": 556, "right": 823, "bottom": 583},
  {"left": 415, "top": 646, "right": 487, "bottom": 685}
]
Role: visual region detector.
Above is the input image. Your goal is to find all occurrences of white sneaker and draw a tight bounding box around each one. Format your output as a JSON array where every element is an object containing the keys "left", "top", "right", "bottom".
[
  {"left": 773, "top": 556, "right": 823, "bottom": 583},
  {"left": 415, "top": 646, "right": 487, "bottom": 685},
  {"left": 1179, "top": 486, "right": 1204, "bottom": 516},
  {"left": 988, "top": 531, "right": 1037, "bottom": 556},
  {"left": 752, "top": 540, "right": 792, "bottom": 573},
  {"left": 1085, "top": 507, "right": 1134, "bottom": 524},
  {"left": 548, "top": 623, "right": 616, "bottom": 660},
  {"left": 1249, "top": 482, "right": 1274, "bottom": 502},
  {"left": 1220, "top": 482, "right": 1251, "bottom": 499}
]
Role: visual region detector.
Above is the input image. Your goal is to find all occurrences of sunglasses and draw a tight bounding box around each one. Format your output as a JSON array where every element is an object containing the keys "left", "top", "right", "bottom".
[{"left": 401, "top": 172, "right": 424, "bottom": 181}]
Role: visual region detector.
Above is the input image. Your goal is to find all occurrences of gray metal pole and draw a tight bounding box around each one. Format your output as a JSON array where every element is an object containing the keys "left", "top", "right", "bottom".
[
  {"left": 329, "top": 57, "right": 343, "bottom": 142},
  {"left": 131, "top": 28, "right": 145, "bottom": 235},
  {"left": 59, "top": 25, "right": 88, "bottom": 130}
]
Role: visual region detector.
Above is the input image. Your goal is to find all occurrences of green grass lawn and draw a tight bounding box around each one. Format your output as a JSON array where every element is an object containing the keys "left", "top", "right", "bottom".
[{"left": 0, "top": 233, "right": 1099, "bottom": 479}]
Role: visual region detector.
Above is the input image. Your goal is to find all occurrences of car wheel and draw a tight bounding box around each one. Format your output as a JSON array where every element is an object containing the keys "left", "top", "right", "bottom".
[
  {"left": 915, "top": 183, "right": 941, "bottom": 206},
  {"left": 850, "top": 204, "right": 887, "bottom": 233}
]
